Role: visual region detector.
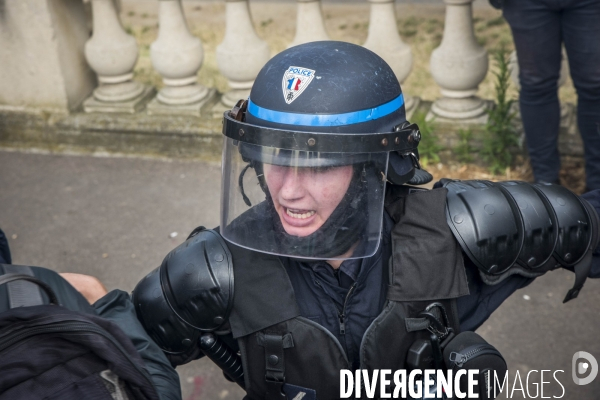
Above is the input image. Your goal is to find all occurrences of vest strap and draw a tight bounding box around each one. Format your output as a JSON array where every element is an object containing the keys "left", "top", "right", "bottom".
[
  {"left": 258, "top": 332, "right": 294, "bottom": 349},
  {"left": 261, "top": 334, "right": 288, "bottom": 400},
  {"left": 405, "top": 317, "right": 430, "bottom": 332}
]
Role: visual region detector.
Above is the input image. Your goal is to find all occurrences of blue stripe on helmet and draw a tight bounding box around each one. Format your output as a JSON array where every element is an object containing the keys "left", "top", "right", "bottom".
[{"left": 247, "top": 94, "right": 404, "bottom": 127}]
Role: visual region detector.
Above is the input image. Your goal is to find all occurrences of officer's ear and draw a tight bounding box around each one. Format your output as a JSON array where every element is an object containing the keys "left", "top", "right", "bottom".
[
  {"left": 408, "top": 169, "right": 434, "bottom": 185},
  {"left": 387, "top": 152, "right": 415, "bottom": 185}
]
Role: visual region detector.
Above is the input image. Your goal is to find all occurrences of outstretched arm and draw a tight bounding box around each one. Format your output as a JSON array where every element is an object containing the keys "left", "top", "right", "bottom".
[
  {"left": 61, "top": 273, "right": 182, "bottom": 400},
  {"left": 442, "top": 180, "right": 599, "bottom": 300},
  {"left": 60, "top": 273, "right": 108, "bottom": 304},
  {"left": 441, "top": 181, "right": 600, "bottom": 331}
]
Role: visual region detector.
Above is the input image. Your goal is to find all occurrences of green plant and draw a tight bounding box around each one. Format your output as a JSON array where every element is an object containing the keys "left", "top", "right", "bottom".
[
  {"left": 399, "top": 28, "right": 417, "bottom": 38},
  {"left": 482, "top": 47, "right": 520, "bottom": 175},
  {"left": 411, "top": 111, "right": 443, "bottom": 168},
  {"left": 425, "top": 18, "right": 441, "bottom": 34},
  {"left": 455, "top": 129, "right": 476, "bottom": 163},
  {"left": 404, "top": 16, "right": 419, "bottom": 27},
  {"left": 486, "top": 16, "right": 506, "bottom": 27}
]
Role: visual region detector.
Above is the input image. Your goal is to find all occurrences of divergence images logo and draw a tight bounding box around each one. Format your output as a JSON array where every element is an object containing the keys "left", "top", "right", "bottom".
[
  {"left": 282, "top": 66, "right": 315, "bottom": 104},
  {"left": 572, "top": 351, "right": 598, "bottom": 385}
]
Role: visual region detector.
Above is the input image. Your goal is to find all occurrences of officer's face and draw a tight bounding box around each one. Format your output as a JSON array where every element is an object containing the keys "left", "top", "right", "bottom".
[{"left": 263, "top": 164, "right": 354, "bottom": 237}]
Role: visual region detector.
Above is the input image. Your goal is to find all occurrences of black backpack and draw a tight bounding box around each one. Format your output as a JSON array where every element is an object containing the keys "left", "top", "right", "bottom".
[{"left": 0, "top": 269, "right": 160, "bottom": 400}]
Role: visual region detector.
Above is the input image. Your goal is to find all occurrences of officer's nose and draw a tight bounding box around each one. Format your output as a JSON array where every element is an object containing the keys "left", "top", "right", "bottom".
[{"left": 280, "top": 167, "right": 306, "bottom": 201}]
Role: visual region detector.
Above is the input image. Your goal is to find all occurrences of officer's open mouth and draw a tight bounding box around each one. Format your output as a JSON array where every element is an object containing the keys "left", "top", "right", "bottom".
[{"left": 285, "top": 208, "right": 316, "bottom": 219}]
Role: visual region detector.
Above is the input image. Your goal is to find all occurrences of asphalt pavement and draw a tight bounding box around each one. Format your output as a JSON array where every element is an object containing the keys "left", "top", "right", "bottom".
[{"left": 1, "top": 150, "right": 599, "bottom": 400}]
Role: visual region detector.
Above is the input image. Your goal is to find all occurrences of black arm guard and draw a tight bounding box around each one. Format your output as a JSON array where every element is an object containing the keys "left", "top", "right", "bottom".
[
  {"left": 132, "top": 228, "right": 234, "bottom": 363},
  {"left": 442, "top": 180, "right": 600, "bottom": 303}
]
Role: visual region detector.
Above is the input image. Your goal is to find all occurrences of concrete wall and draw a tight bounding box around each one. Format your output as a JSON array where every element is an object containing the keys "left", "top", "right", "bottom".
[{"left": 0, "top": 0, "right": 96, "bottom": 112}]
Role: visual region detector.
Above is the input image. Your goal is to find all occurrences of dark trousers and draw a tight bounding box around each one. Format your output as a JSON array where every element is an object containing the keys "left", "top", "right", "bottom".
[
  {"left": 503, "top": 0, "right": 600, "bottom": 190},
  {"left": 0, "top": 229, "right": 10, "bottom": 265}
]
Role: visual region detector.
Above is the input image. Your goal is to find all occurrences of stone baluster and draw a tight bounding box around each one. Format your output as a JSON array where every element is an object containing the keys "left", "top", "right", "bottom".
[
  {"left": 215, "top": 0, "right": 270, "bottom": 109},
  {"left": 429, "top": 0, "right": 488, "bottom": 121},
  {"left": 83, "top": 0, "right": 153, "bottom": 113},
  {"left": 288, "top": 0, "right": 329, "bottom": 48},
  {"left": 147, "top": 0, "right": 215, "bottom": 115},
  {"left": 363, "top": 0, "right": 418, "bottom": 117}
]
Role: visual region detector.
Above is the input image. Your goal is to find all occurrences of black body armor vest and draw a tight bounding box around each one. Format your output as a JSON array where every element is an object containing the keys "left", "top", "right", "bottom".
[{"left": 227, "top": 187, "right": 467, "bottom": 399}]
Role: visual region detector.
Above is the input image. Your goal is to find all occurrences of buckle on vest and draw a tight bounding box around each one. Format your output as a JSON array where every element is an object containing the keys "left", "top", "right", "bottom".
[
  {"left": 265, "top": 377, "right": 286, "bottom": 400},
  {"left": 419, "top": 302, "right": 450, "bottom": 339}
]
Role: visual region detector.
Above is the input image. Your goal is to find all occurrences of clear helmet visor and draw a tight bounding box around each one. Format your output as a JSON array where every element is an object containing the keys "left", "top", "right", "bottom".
[{"left": 220, "top": 137, "right": 389, "bottom": 260}]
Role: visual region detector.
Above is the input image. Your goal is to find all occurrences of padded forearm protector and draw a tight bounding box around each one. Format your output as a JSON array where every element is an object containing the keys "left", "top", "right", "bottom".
[{"left": 442, "top": 180, "right": 599, "bottom": 302}]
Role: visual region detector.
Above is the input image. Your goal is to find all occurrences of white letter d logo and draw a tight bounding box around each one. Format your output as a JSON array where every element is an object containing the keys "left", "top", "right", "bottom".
[{"left": 572, "top": 351, "right": 598, "bottom": 385}]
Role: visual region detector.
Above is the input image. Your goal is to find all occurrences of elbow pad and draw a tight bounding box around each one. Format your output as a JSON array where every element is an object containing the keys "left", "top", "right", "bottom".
[
  {"left": 132, "top": 228, "right": 234, "bottom": 362},
  {"left": 442, "top": 180, "right": 600, "bottom": 302}
]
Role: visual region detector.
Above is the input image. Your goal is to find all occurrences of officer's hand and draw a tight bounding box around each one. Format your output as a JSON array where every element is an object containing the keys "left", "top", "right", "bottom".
[
  {"left": 165, "top": 341, "right": 205, "bottom": 367},
  {"left": 60, "top": 273, "right": 108, "bottom": 304}
]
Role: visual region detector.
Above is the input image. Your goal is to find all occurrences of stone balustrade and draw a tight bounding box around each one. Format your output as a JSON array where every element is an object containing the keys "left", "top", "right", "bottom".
[
  {"left": 77, "top": 0, "right": 491, "bottom": 121},
  {"left": 0, "top": 0, "right": 582, "bottom": 162},
  {"left": 0, "top": 0, "right": 491, "bottom": 119}
]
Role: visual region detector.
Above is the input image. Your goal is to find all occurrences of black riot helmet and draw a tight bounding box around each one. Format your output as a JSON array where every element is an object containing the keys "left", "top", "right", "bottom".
[{"left": 220, "top": 41, "right": 428, "bottom": 260}]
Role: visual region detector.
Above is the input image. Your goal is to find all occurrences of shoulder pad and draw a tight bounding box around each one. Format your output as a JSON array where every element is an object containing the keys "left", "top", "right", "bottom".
[
  {"left": 133, "top": 228, "right": 234, "bottom": 354},
  {"left": 442, "top": 180, "right": 597, "bottom": 276}
]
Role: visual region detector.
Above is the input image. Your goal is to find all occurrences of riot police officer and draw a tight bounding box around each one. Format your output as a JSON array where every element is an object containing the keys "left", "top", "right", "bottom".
[{"left": 132, "top": 41, "right": 600, "bottom": 400}]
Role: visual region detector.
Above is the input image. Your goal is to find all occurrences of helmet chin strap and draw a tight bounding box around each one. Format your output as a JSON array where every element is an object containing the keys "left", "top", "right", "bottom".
[{"left": 238, "top": 163, "right": 254, "bottom": 207}]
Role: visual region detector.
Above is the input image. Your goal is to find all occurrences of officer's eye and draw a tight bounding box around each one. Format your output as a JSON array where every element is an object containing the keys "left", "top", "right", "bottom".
[{"left": 312, "top": 166, "right": 335, "bottom": 174}]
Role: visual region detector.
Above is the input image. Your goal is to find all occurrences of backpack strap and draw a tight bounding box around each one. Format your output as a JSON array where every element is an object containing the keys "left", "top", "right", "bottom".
[{"left": 0, "top": 265, "right": 57, "bottom": 307}]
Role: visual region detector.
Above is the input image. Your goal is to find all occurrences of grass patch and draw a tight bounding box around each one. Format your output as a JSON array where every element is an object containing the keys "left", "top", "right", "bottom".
[
  {"left": 404, "top": 16, "right": 419, "bottom": 27},
  {"left": 455, "top": 129, "right": 477, "bottom": 164},
  {"left": 486, "top": 16, "right": 506, "bottom": 27},
  {"left": 399, "top": 28, "right": 418, "bottom": 38}
]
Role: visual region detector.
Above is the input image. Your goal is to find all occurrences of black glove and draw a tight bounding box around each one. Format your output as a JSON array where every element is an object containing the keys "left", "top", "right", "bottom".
[{"left": 165, "top": 341, "right": 205, "bottom": 368}]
